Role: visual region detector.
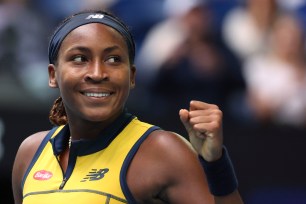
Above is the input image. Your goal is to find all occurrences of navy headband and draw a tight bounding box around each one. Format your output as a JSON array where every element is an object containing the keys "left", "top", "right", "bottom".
[{"left": 48, "top": 12, "right": 135, "bottom": 64}]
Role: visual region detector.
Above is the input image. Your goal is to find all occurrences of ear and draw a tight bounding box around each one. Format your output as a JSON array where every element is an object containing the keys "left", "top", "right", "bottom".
[
  {"left": 48, "top": 64, "right": 58, "bottom": 88},
  {"left": 130, "top": 65, "right": 136, "bottom": 89}
]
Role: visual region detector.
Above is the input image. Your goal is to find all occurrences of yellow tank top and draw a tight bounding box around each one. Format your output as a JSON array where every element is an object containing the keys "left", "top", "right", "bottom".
[{"left": 22, "top": 112, "right": 159, "bottom": 204}]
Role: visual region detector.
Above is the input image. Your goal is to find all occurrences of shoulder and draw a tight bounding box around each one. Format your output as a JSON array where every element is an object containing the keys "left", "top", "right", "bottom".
[
  {"left": 18, "top": 130, "right": 50, "bottom": 157},
  {"left": 142, "top": 129, "right": 196, "bottom": 158},
  {"left": 13, "top": 130, "right": 50, "bottom": 174},
  {"left": 127, "top": 130, "right": 211, "bottom": 202},
  {"left": 13, "top": 131, "right": 50, "bottom": 178},
  {"left": 140, "top": 130, "right": 202, "bottom": 174},
  {"left": 12, "top": 130, "right": 50, "bottom": 203},
  {"left": 128, "top": 129, "right": 197, "bottom": 177}
]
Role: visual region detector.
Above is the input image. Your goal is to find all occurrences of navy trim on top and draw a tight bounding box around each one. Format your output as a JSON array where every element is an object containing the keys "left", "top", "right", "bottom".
[
  {"left": 49, "top": 110, "right": 135, "bottom": 181},
  {"left": 120, "top": 125, "right": 161, "bottom": 203},
  {"left": 21, "top": 126, "right": 59, "bottom": 191},
  {"left": 51, "top": 125, "right": 70, "bottom": 155},
  {"left": 50, "top": 111, "right": 134, "bottom": 157}
]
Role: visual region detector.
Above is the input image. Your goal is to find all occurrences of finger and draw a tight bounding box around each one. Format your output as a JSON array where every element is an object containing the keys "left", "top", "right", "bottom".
[
  {"left": 179, "top": 109, "right": 193, "bottom": 132},
  {"left": 189, "top": 100, "right": 213, "bottom": 111},
  {"left": 187, "top": 115, "right": 222, "bottom": 134},
  {"left": 188, "top": 114, "right": 217, "bottom": 123},
  {"left": 189, "top": 108, "right": 223, "bottom": 124},
  {"left": 179, "top": 109, "right": 201, "bottom": 135},
  {"left": 190, "top": 111, "right": 222, "bottom": 127},
  {"left": 179, "top": 109, "right": 189, "bottom": 123}
]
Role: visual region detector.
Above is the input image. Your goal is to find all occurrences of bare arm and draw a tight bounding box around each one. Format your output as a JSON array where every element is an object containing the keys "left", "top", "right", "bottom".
[
  {"left": 127, "top": 130, "right": 215, "bottom": 203},
  {"left": 12, "top": 131, "right": 49, "bottom": 204},
  {"left": 179, "top": 101, "right": 244, "bottom": 204}
]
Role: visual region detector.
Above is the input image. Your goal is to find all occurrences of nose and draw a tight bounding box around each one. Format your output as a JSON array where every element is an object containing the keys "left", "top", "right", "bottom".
[{"left": 85, "top": 61, "right": 108, "bottom": 82}]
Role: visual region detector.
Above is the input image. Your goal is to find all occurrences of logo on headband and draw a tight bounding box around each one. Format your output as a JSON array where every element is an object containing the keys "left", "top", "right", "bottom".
[{"left": 86, "top": 14, "right": 104, "bottom": 20}]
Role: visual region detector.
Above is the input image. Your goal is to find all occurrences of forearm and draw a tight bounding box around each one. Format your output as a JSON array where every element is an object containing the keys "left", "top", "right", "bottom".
[{"left": 199, "top": 146, "right": 244, "bottom": 204}]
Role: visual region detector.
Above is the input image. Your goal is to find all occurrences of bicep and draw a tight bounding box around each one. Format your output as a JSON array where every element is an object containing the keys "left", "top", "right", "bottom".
[
  {"left": 140, "top": 131, "right": 214, "bottom": 203},
  {"left": 12, "top": 142, "right": 27, "bottom": 204},
  {"left": 163, "top": 135, "right": 214, "bottom": 203}
]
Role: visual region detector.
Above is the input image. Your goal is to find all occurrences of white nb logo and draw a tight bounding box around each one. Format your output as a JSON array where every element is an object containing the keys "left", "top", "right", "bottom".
[{"left": 86, "top": 14, "right": 104, "bottom": 19}]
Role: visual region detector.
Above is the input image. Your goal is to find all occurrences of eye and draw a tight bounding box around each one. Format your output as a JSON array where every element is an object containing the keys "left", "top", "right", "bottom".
[
  {"left": 72, "top": 55, "right": 87, "bottom": 63},
  {"left": 106, "top": 56, "right": 121, "bottom": 64}
]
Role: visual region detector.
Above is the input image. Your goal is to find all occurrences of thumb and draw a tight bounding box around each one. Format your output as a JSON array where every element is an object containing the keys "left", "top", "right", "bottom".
[{"left": 179, "top": 109, "right": 192, "bottom": 133}]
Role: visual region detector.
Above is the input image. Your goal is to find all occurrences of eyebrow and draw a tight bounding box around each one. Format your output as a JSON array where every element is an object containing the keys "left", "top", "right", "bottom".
[
  {"left": 66, "top": 45, "right": 122, "bottom": 54},
  {"left": 66, "top": 46, "right": 90, "bottom": 54}
]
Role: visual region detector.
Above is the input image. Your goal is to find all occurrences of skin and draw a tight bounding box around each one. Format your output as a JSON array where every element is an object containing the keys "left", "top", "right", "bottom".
[{"left": 12, "top": 23, "right": 243, "bottom": 204}]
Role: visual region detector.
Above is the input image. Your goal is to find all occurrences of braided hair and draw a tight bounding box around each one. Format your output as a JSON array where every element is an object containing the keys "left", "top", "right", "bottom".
[{"left": 49, "top": 97, "right": 68, "bottom": 126}]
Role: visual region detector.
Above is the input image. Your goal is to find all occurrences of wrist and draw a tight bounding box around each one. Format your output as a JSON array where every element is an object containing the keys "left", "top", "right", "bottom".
[
  {"left": 199, "top": 146, "right": 238, "bottom": 196},
  {"left": 201, "top": 147, "right": 223, "bottom": 162}
]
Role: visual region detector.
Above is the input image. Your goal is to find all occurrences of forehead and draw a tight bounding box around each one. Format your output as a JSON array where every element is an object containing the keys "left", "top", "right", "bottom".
[{"left": 61, "top": 23, "right": 127, "bottom": 49}]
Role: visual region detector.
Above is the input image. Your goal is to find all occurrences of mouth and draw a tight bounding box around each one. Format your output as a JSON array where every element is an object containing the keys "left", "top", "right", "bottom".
[{"left": 81, "top": 92, "right": 112, "bottom": 98}]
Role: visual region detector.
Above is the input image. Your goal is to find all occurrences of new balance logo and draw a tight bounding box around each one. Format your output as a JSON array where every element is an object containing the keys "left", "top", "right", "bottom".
[
  {"left": 86, "top": 14, "right": 104, "bottom": 19},
  {"left": 81, "top": 168, "right": 109, "bottom": 182}
]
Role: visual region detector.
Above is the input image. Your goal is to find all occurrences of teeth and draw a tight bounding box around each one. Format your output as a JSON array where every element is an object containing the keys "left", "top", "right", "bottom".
[{"left": 84, "top": 92, "right": 110, "bottom": 97}]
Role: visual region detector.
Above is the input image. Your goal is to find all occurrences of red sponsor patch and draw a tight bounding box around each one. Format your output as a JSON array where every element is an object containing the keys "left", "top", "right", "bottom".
[{"left": 33, "top": 170, "right": 53, "bottom": 180}]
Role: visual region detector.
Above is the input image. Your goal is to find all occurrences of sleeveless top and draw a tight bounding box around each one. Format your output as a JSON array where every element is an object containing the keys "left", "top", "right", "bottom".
[{"left": 22, "top": 112, "right": 160, "bottom": 204}]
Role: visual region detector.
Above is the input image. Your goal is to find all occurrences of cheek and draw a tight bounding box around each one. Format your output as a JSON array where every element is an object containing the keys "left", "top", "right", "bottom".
[
  {"left": 121, "top": 71, "right": 134, "bottom": 91},
  {"left": 112, "top": 68, "right": 132, "bottom": 84},
  {"left": 56, "top": 70, "right": 79, "bottom": 97},
  {"left": 114, "top": 70, "right": 133, "bottom": 101}
]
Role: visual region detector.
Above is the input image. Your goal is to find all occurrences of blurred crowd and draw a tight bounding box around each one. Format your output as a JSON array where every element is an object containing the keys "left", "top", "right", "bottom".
[{"left": 1, "top": 0, "right": 306, "bottom": 128}]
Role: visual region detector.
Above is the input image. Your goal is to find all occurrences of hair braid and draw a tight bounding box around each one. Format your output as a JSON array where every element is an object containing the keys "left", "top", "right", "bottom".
[{"left": 49, "top": 97, "right": 68, "bottom": 126}]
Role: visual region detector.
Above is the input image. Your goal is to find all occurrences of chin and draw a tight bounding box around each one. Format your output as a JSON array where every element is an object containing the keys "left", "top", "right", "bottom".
[{"left": 83, "top": 108, "right": 117, "bottom": 122}]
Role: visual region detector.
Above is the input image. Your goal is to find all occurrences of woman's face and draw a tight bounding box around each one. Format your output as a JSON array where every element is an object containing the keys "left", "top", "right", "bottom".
[{"left": 48, "top": 23, "right": 136, "bottom": 123}]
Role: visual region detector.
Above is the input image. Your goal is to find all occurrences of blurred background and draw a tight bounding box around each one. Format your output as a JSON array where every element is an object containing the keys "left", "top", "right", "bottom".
[{"left": 1, "top": 0, "right": 306, "bottom": 203}]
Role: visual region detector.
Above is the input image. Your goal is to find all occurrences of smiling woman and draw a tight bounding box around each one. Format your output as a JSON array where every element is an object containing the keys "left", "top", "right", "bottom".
[
  {"left": 12, "top": 10, "right": 243, "bottom": 204},
  {"left": 48, "top": 21, "right": 135, "bottom": 127}
]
